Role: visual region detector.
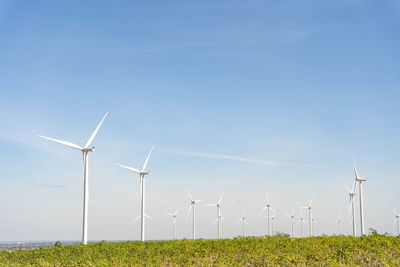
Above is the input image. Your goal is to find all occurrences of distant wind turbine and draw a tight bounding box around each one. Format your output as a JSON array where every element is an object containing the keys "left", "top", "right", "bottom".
[
  {"left": 353, "top": 159, "right": 367, "bottom": 235},
  {"left": 238, "top": 208, "right": 247, "bottom": 237},
  {"left": 270, "top": 208, "right": 276, "bottom": 235},
  {"left": 301, "top": 195, "right": 313, "bottom": 237},
  {"left": 117, "top": 145, "right": 155, "bottom": 242},
  {"left": 393, "top": 208, "right": 400, "bottom": 236},
  {"left": 345, "top": 182, "right": 357, "bottom": 237},
  {"left": 334, "top": 214, "right": 342, "bottom": 235},
  {"left": 205, "top": 192, "right": 224, "bottom": 238},
  {"left": 38, "top": 112, "right": 108, "bottom": 245},
  {"left": 166, "top": 208, "right": 180, "bottom": 240},
  {"left": 311, "top": 217, "right": 317, "bottom": 236},
  {"left": 285, "top": 208, "right": 295, "bottom": 237},
  {"left": 186, "top": 189, "right": 203, "bottom": 240},
  {"left": 297, "top": 209, "right": 305, "bottom": 237},
  {"left": 259, "top": 190, "right": 272, "bottom": 236}
]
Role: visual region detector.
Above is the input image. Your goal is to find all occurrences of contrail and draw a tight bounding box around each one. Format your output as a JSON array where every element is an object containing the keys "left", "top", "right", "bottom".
[{"left": 156, "top": 148, "right": 288, "bottom": 166}]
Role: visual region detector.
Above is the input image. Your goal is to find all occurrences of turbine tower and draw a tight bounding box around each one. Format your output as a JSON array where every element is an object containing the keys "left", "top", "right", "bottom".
[
  {"left": 285, "top": 208, "right": 295, "bottom": 237},
  {"left": 394, "top": 208, "right": 400, "bottom": 236},
  {"left": 334, "top": 214, "right": 342, "bottom": 235},
  {"left": 186, "top": 189, "right": 203, "bottom": 240},
  {"left": 205, "top": 192, "right": 224, "bottom": 238},
  {"left": 259, "top": 191, "right": 272, "bottom": 236},
  {"left": 353, "top": 159, "right": 367, "bottom": 235},
  {"left": 166, "top": 208, "right": 180, "bottom": 240},
  {"left": 238, "top": 208, "right": 247, "bottom": 237},
  {"left": 301, "top": 195, "right": 313, "bottom": 237},
  {"left": 117, "top": 145, "right": 154, "bottom": 242},
  {"left": 345, "top": 182, "right": 357, "bottom": 237},
  {"left": 38, "top": 112, "right": 108, "bottom": 245}
]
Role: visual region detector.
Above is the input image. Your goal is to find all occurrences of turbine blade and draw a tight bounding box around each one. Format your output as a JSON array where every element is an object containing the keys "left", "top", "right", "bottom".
[
  {"left": 38, "top": 135, "right": 83, "bottom": 151},
  {"left": 175, "top": 207, "right": 180, "bottom": 215},
  {"left": 85, "top": 112, "right": 108, "bottom": 148},
  {"left": 352, "top": 157, "right": 359, "bottom": 180},
  {"left": 218, "top": 192, "right": 224, "bottom": 204},
  {"left": 186, "top": 205, "right": 192, "bottom": 220},
  {"left": 131, "top": 214, "right": 141, "bottom": 223},
  {"left": 351, "top": 180, "right": 357, "bottom": 193},
  {"left": 141, "top": 145, "right": 154, "bottom": 172},
  {"left": 258, "top": 206, "right": 267, "bottom": 215},
  {"left": 145, "top": 214, "right": 152, "bottom": 220},
  {"left": 394, "top": 208, "right": 399, "bottom": 215},
  {"left": 345, "top": 184, "right": 351, "bottom": 194},
  {"left": 185, "top": 188, "right": 193, "bottom": 201},
  {"left": 195, "top": 199, "right": 203, "bottom": 203},
  {"left": 117, "top": 163, "right": 141, "bottom": 174},
  {"left": 309, "top": 195, "right": 313, "bottom": 207}
]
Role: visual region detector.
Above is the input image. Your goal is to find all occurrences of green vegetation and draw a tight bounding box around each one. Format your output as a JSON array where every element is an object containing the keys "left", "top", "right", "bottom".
[{"left": 1, "top": 234, "right": 400, "bottom": 266}]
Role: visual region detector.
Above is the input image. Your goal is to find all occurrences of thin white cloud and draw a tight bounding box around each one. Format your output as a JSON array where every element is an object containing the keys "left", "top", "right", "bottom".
[
  {"left": 157, "top": 148, "right": 328, "bottom": 168},
  {"left": 157, "top": 148, "right": 288, "bottom": 166},
  {"left": 35, "top": 184, "right": 68, "bottom": 189}
]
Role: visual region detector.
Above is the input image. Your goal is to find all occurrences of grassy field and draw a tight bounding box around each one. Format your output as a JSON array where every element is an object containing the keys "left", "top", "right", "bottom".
[{"left": 1, "top": 233, "right": 400, "bottom": 266}]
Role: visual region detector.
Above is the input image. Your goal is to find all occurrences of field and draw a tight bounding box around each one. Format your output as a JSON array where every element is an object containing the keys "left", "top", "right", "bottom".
[{"left": 1, "top": 233, "right": 400, "bottom": 266}]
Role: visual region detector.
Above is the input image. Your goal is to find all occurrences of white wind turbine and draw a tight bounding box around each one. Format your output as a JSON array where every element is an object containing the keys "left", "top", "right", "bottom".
[
  {"left": 353, "top": 159, "right": 367, "bottom": 235},
  {"left": 166, "top": 208, "right": 180, "bottom": 240},
  {"left": 186, "top": 189, "right": 203, "bottom": 240},
  {"left": 345, "top": 182, "right": 357, "bottom": 237},
  {"left": 117, "top": 145, "right": 154, "bottom": 242},
  {"left": 393, "top": 208, "right": 400, "bottom": 236},
  {"left": 38, "top": 112, "right": 108, "bottom": 245},
  {"left": 205, "top": 192, "right": 224, "bottom": 239},
  {"left": 238, "top": 208, "right": 247, "bottom": 237},
  {"left": 301, "top": 195, "right": 313, "bottom": 237},
  {"left": 270, "top": 208, "right": 276, "bottom": 235},
  {"left": 334, "top": 214, "right": 342, "bottom": 235},
  {"left": 297, "top": 209, "right": 305, "bottom": 237},
  {"left": 311, "top": 217, "right": 317, "bottom": 236},
  {"left": 285, "top": 208, "right": 295, "bottom": 237},
  {"left": 259, "top": 191, "right": 272, "bottom": 236}
]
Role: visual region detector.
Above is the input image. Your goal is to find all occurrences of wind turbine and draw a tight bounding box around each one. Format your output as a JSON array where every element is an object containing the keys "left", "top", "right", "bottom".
[
  {"left": 393, "top": 209, "right": 400, "bottom": 236},
  {"left": 238, "top": 208, "right": 247, "bottom": 237},
  {"left": 270, "top": 208, "right": 276, "bottom": 235},
  {"left": 345, "top": 182, "right": 357, "bottom": 237},
  {"left": 166, "top": 208, "right": 180, "bottom": 240},
  {"left": 311, "top": 217, "right": 316, "bottom": 236},
  {"left": 117, "top": 145, "right": 154, "bottom": 242},
  {"left": 353, "top": 159, "right": 367, "bottom": 235},
  {"left": 38, "top": 112, "right": 108, "bottom": 245},
  {"left": 301, "top": 195, "right": 313, "bottom": 237},
  {"left": 259, "top": 191, "right": 272, "bottom": 236},
  {"left": 205, "top": 192, "right": 224, "bottom": 238},
  {"left": 297, "top": 209, "right": 305, "bottom": 237},
  {"left": 285, "top": 208, "right": 295, "bottom": 237},
  {"left": 186, "top": 189, "right": 203, "bottom": 240},
  {"left": 334, "top": 214, "right": 342, "bottom": 235}
]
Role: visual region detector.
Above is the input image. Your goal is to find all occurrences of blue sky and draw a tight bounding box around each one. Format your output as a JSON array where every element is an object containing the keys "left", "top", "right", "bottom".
[{"left": 0, "top": 0, "right": 400, "bottom": 241}]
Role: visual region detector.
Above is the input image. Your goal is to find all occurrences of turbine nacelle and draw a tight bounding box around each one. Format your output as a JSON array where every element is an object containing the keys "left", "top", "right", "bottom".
[{"left": 82, "top": 147, "right": 95, "bottom": 152}]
